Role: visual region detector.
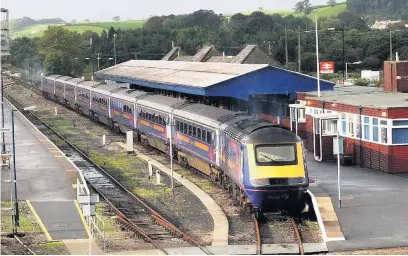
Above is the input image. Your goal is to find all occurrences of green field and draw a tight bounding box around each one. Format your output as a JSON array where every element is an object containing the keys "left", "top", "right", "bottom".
[
  {"left": 11, "top": 20, "right": 145, "bottom": 38},
  {"left": 226, "top": 3, "right": 346, "bottom": 19}
]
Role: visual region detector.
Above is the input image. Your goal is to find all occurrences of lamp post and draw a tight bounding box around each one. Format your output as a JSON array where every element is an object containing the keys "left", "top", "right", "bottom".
[
  {"left": 113, "top": 34, "right": 117, "bottom": 65},
  {"left": 315, "top": 16, "right": 321, "bottom": 97},
  {"left": 328, "top": 28, "right": 345, "bottom": 83},
  {"left": 11, "top": 109, "right": 19, "bottom": 232},
  {"left": 1, "top": 76, "right": 5, "bottom": 154},
  {"left": 345, "top": 61, "right": 362, "bottom": 81}
]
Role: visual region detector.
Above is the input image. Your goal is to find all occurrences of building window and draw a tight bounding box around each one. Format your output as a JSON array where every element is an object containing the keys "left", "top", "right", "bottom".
[
  {"left": 322, "top": 119, "right": 337, "bottom": 135},
  {"left": 347, "top": 115, "right": 355, "bottom": 138},
  {"left": 393, "top": 120, "right": 408, "bottom": 126},
  {"left": 298, "top": 109, "right": 306, "bottom": 122},
  {"left": 392, "top": 128, "right": 408, "bottom": 144},
  {"left": 363, "top": 116, "right": 370, "bottom": 140},
  {"left": 380, "top": 120, "right": 388, "bottom": 144},
  {"left": 372, "top": 118, "right": 379, "bottom": 142}
]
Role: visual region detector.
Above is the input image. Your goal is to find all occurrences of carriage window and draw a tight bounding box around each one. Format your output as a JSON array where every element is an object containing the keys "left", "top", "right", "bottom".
[
  {"left": 176, "top": 120, "right": 179, "bottom": 131},
  {"left": 197, "top": 128, "right": 202, "bottom": 141},
  {"left": 202, "top": 130, "right": 207, "bottom": 143},
  {"left": 148, "top": 113, "right": 152, "bottom": 121},
  {"left": 155, "top": 115, "right": 159, "bottom": 124},
  {"left": 255, "top": 144, "right": 297, "bottom": 165},
  {"left": 188, "top": 125, "right": 192, "bottom": 136},
  {"left": 183, "top": 123, "right": 187, "bottom": 134},
  {"left": 193, "top": 127, "right": 197, "bottom": 138},
  {"left": 163, "top": 117, "right": 167, "bottom": 126},
  {"left": 159, "top": 116, "right": 163, "bottom": 126},
  {"left": 207, "top": 131, "right": 212, "bottom": 145}
]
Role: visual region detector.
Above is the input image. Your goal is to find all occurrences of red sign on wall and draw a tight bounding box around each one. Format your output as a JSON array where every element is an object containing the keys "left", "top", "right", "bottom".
[{"left": 320, "top": 61, "right": 335, "bottom": 74}]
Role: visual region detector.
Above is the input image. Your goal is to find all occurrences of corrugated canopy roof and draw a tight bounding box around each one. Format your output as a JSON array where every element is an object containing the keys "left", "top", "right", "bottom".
[{"left": 95, "top": 60, "right": 268, "bottom": 88}]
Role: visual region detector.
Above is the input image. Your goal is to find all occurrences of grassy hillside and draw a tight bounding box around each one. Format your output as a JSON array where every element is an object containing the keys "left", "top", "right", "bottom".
[
  {"left": 227, "top": 3, "right": 346, "bottom": 19},
  {"left": 11, "top": 20, "right": 145, "bottom": 38},
  {"left": 11, "top": 3, "right": 346, "bottom": 38}
]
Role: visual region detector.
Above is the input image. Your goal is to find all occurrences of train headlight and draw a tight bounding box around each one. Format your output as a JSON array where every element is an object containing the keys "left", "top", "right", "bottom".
[
  {"left": 288, "top": 177, "right": 307, "bottom": 185},
  {"left": 250, "top": 179, "right": 270, "bottom": 186}
]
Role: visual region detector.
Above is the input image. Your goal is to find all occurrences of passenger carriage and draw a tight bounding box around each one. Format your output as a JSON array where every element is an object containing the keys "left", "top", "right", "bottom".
[
  {"left": 109, "top": 88, "right": 149, "bottom": 133},
  {"left": 64, "top": 78, "right": 84, "bottom": 109},
  {"left": 42, "top": 75, "right": 60, "bottom": 98},
  {"left": 74, "top": 81, "right": 101, "bottom": 117},
  {"left": 54, "top": 76, "right": 72, "bottom": 104}
]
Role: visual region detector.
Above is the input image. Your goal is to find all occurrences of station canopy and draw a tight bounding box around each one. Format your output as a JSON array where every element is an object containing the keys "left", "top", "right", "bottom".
[{"left": 95, "top": 60, "right": 334, "bottom": 101}]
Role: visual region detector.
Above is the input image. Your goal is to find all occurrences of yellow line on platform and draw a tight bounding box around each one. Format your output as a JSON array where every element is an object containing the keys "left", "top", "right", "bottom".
[
  {"left": 26, "top": 200, "right": 53, "bottom": 241},
  {"left": 74, "top": 200, "right": 91, "bottom": 237}
]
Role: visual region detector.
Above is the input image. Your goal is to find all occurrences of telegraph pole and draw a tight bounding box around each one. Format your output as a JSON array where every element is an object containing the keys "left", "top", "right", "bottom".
[
  {"left": 285, "top": 26, "right": 289, "bottom": 68},
  {"left": 390, "top": 30, "right": 393, "bottom": 61},
  {"left": 298, "top": 26, "right": 301, "bottom": 73},
  {"left": 11, "top": 109, "right": 19, "bottom": 232},
  {"left": 96, "top": 53, "right": 101, "bottom": 71}
]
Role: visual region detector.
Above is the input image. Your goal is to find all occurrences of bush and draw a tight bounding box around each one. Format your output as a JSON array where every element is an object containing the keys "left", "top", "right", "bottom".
[{"left": 354, "top": 78, "right": 370, "bottom": 86}]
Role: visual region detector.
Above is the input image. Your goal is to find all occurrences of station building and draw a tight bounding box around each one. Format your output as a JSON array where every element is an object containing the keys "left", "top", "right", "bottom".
[
  {"left": 290, "top": 60, "right": 408, "bottom": 173},
  {"left": 95, "top": 60, "right": 334, "bottom": 128}
]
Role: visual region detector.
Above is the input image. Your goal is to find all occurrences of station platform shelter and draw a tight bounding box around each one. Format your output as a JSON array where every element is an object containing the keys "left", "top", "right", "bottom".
[
  {"left": 289, "top": 60, "right": 408, "bottom": 173},
  {"left": 95, "top": 60, "right": 334, "bottom": 128}
]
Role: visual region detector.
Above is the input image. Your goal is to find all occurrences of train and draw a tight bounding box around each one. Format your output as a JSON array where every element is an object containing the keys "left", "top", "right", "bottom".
[{"left": 41, "top": 74, "right": 309, "bottom": 215}]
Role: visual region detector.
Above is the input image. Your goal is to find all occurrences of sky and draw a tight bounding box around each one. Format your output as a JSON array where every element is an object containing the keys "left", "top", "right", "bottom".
[{"left": 2, "top": 0, "right": 345, "bottom": 22}]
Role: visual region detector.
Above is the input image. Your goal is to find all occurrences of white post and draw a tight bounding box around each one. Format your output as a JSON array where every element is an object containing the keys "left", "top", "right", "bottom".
[
  {"left": 148, "top": 160, "right": 152, "bottom": 177},
  {"left": 54, "top": 107, "right": 58, "bottom": 116},
  {"left": 156, "top": 170, "right": 161, "bottom": 185},
  {"left": 315, "top": 15, "right": 321, "bottom": 97},
  {"left": 170, "top": 124, "right": 174, "bottom": 192},
  {"left": 337, "top": 118, "right": 341, "bottom": 209},
  {"left": 126, "top": 130, "right": 133, "bottom": 153},
  {"left": 102, "top": 135, "right": 106, "bottom": 146},
  {"left": 89, "top": 215, "right": 92, "bottom": 255},
  {"left": 345, "top": 63, "right": 348, "bottom": 82}
]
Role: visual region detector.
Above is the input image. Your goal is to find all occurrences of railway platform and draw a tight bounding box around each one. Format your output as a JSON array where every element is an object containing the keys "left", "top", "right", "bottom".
[
  {"left": 0, "top": 100, "right": 102, "bottom": 254},
  {"left": 307, "top": 152, "right": 408, "bottom": 251}
]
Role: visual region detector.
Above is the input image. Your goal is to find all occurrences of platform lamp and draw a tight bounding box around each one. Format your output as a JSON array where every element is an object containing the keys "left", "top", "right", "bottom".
[
  {"left": 11, "top": 109, "right": 20, "bottom": 233},
  {"left": 336, "top": 114, "right": 342, "bottom": 209}
]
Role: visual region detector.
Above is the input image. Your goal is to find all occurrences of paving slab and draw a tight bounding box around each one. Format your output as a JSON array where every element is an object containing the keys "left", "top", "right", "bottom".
[
  {"left": 303, "top": 242, "right": 328, "bottom": 253},
  {"left": 63, "top": 239, "right": 104, "bottom": 255},
  {"left": 165, "top": 247, "right": 207, "bottom": 255},
  {"left": 207, "top": 245, "right": 257, "bottom": 255},
  {"left": 261, "top": 244, "right": 299, "bottom": 254},
  {"left": 30, "top": 201, "right": 88, "bottom": 240},
  {"left": 307, "top": 152, "right": 408, "bottom": 250}
]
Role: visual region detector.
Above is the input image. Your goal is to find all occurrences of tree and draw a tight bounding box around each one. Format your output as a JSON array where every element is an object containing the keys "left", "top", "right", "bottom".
[
  {"left": 71, "top": 19, "right": 76, "bottom": 24},
  {"left": 84, "top": 19, "right": 90, "bottom": 22},
  {"left": 113, "top": 16, "right": 120, "bottom": 22},
  {"left": 327, "top": 0, "right": 336, "bottom": 7},
  {"left": 294, "top": 1, "right": 305, "bottom": 13},
  {"left": 39, "top": 26, "right": 85, "bottom": 76},
  {"left": 9, "top": 37, "right": 39, "bottom": 70},
  {"left": 303, "top": 0, "right": 312, "bottom": 15}
]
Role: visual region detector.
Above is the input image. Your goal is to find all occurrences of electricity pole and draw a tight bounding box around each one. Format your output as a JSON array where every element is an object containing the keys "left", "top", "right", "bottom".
[
  {"left": 298, "top": 26, "right": 301, "bottom": 73},
  {"left": 390, "top": 30, "right": 393, "bottom": 61},
  {"left": 96, "top": 53, "right": 101, "bottom": 71},
  {"left": 285, "top": 26, "right": 289, "bottom": 68},
  {"left": 113, "top": 34, "right": 117, "bottom": 65}
]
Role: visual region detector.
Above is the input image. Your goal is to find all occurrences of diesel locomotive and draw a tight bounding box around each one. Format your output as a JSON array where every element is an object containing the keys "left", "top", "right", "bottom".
[{"left": 42, "top": 75, "right": 309, "bottom": 215}]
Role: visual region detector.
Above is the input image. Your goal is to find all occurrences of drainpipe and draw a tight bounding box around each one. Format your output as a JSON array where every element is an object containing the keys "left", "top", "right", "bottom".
[
  {"left": 314, "top": 101, "right": 325, "bottom": 161},
  {"left": 359, "top": 106, "right": 363, "bottom": 167}
]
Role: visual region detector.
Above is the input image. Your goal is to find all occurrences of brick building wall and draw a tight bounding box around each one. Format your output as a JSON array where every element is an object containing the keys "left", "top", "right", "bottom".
[{"left": 384, "top": 61, "right": 408, "bottom": 93}]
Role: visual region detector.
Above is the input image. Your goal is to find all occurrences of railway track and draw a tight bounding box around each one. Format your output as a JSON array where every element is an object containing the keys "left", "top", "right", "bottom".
[
  {"left": 3, "top": 78, "right": 212, "bottom": 255},
  {"left": 253, "top": 213, "right": 304, "bottom": 255}
]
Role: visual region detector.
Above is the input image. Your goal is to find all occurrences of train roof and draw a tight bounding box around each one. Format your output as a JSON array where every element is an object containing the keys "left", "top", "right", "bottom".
[
  {"left": 76, "top": 81, "right": 102, "bottom": 90},
  {"left": 137, "top": 95, "right": 186, "bottom": 113},
  {"left": 116, "top": 88, "right": 149, "bottom": 98},
  {"left": 66, "top": 78, "right": 84, "bottom": 85},
  {"left": 242, "top": 125, "right": 301, "bottom": 144},
  {"left": 173, "top": 103, "right": 245, "bottom": 128},
  {"left": 55, "top": 76, "right": 72, "bottom": 82},
  {"left": 45, "top": 75, "right": 60, "bottom": 79}
]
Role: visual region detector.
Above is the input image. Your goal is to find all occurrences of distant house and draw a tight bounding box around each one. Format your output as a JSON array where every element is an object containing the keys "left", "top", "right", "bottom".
[{"left": 371, "top": 20, "right": 401, "bottom": 30}]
